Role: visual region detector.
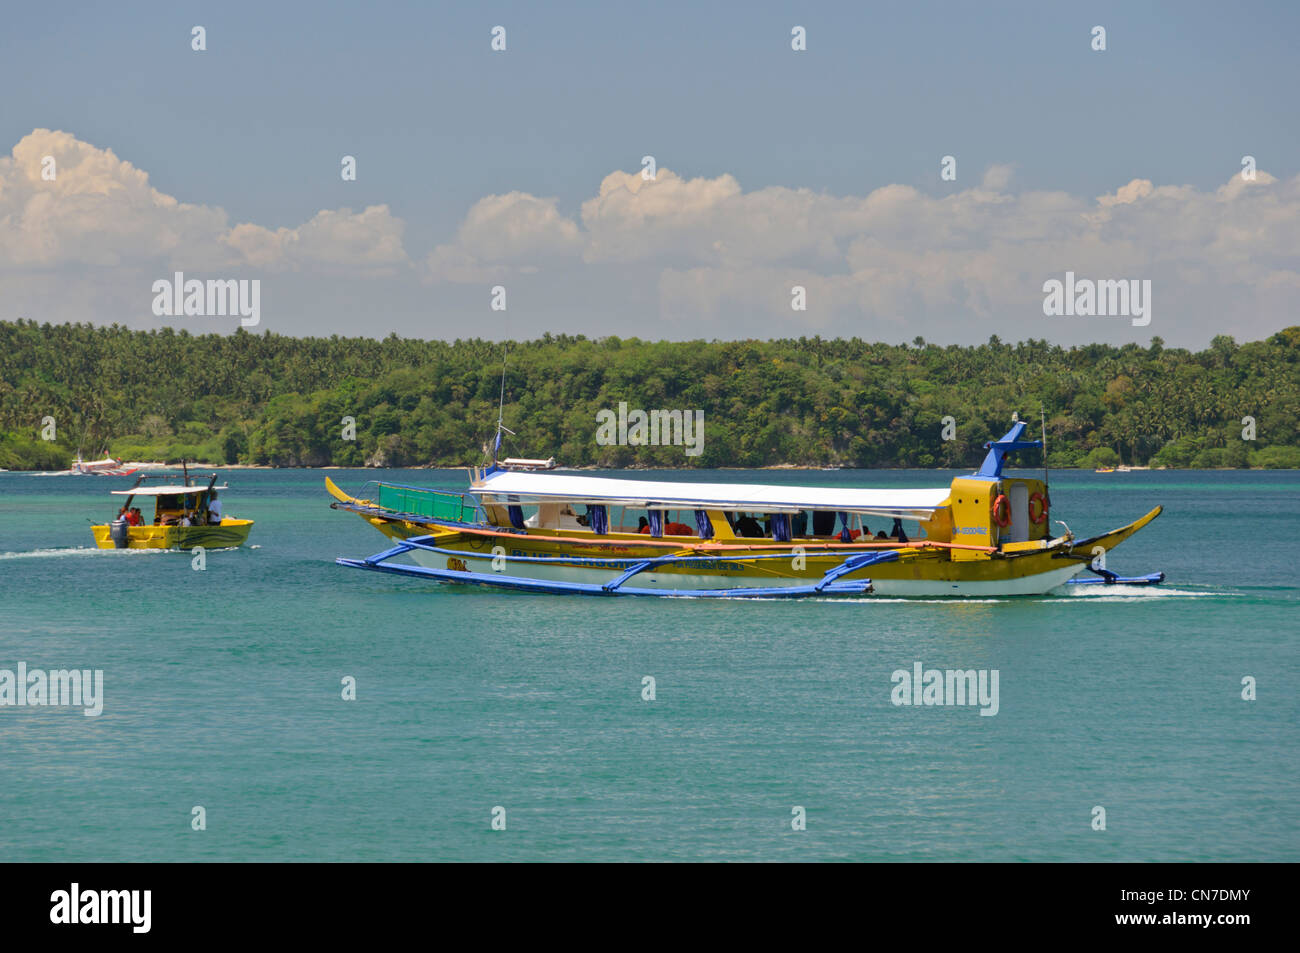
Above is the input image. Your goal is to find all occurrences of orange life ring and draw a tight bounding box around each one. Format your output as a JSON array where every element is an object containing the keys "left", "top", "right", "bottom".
[
  {"left": 990, "top": 494, "right": 1011, "bottom": 528},
  {"left": 1028, "top": 491, "right": 1049, "bottom": 525}
]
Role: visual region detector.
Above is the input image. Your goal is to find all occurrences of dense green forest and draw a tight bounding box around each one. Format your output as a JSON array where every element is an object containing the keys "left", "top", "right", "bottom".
[{"left": 1, "top": 319, "right": 1297, "bottom": 470}]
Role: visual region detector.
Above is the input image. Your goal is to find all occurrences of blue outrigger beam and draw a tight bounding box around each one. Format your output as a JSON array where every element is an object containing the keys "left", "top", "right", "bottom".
[
  {"left": 336, "top": 535, "right": 900, "bottom": 598},
  {"left": 1066, "top": 567, "right": 1166, "bottom": 586}
]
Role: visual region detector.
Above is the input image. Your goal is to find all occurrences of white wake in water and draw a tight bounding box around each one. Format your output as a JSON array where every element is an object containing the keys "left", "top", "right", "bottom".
[
  {"left": 0, "top": 547, "right": 168, "bottom": 561},
  {"left": 1058, "top": 585, "right": 1220, "bottom": 600},
  {"left": 821, "top": 586, "right": 1225, "bottom": 604}
]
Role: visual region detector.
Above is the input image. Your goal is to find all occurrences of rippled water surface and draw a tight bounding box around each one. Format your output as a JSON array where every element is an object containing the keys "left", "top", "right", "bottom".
[{"left": 1, "top": 467, "right": 1295, "bottom": 861}]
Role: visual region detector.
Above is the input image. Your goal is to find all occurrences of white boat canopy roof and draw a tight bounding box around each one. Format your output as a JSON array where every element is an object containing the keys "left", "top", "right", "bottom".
[
  {"left": 471, "top": 471, "right": 950, "bottom": 519},
  {"left": 111, "top": 485, "right": 228, "bottom": 496}
]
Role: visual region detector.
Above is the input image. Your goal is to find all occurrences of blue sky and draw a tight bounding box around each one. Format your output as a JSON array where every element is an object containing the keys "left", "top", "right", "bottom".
[{"left": 2, "top": 1, "right": 1298, "bottom": 345}]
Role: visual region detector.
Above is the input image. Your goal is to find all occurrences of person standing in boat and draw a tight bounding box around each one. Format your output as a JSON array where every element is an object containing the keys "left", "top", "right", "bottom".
[{"left": 207, "top": 490, "right": 224, "bottom": 524}]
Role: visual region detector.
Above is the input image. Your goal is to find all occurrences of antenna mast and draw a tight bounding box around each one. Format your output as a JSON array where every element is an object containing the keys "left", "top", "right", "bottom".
[
  {"left": 1040, "top": 406, "right": 1049, "bottom": 493},
  {"left": 492, "top": 349, "right": 514, "bottom": 464}
]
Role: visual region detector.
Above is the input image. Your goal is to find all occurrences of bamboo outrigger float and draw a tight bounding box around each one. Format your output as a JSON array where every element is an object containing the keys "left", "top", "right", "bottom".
[{"left": 327, "top": 423, "right": 1164, "bottom": 598}]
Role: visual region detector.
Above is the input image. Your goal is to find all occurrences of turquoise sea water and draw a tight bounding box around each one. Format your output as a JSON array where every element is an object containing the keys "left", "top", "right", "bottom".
[{"left": 0, "top": 467, "right": 1296, "bottom": 862}]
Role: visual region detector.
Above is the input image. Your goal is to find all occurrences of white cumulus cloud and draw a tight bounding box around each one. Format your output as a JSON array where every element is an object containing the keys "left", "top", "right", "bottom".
[
  {"left": 0, "top": 129, "right": 407, "bottom": 275},
  {"left": 3, "top": 129, "right": 1297, "bottom": 345}
]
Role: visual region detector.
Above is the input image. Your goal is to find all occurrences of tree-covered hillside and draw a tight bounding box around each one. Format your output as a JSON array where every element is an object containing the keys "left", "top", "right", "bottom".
[{"left": 1, "top": 320, "right": 1297, "bottom": 469}]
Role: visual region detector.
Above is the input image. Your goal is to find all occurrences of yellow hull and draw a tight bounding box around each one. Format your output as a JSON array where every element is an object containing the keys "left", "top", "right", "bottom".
[
  {"left": 91, "top": 518, "right": 254, "bottom": 550},
  {"left": 363, "top": 520, "right": 1076, "bottom": 593}
]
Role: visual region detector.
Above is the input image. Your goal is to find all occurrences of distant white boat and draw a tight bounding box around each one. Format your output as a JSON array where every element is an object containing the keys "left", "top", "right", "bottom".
[{"left": 68, "top": 455, "right": 137, "bottom": 476}]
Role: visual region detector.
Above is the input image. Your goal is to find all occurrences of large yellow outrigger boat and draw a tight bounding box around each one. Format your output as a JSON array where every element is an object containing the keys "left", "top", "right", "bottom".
[
  {"left": 328, "top": 423, "right": 1163, "bottom": 598},
  {"left": 91, "top": 472, "right": 253, "bottom": 550}
]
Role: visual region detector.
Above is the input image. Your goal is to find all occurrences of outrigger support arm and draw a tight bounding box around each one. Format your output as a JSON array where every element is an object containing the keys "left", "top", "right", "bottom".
[
  {"left": 975, "top": 422, "right": 1043, "bottom": 479},
  {"left": 1066, "top": 568, "right": 1166, "bottom": 586},
  {"left": 336, "top": 535, "right": 904, "bottom": 598}
]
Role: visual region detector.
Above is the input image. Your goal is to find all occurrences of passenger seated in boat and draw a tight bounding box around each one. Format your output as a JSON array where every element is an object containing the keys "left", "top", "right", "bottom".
[
  {"left": 875, "top": 530, "right": 889, "bottom": 540},
  {"left": 637, "top": 517, "right": 650, "bottom": 534},
  {"left": 129, "top": 507, "right": 144, "bottom": 526},
  {"left": 735, "top": 513, "right": 764, "bottom": 538},
  {"left": 664, "top": 520, "right": 694, "bottom": 536}
]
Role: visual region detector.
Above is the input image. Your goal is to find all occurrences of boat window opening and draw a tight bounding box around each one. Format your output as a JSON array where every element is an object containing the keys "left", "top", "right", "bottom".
[
  {"left": 524, "top": 502, "right": 586, "bottom": 531},
  {"left": 662, "top": 511, "right": 695, "bottom": 537}
]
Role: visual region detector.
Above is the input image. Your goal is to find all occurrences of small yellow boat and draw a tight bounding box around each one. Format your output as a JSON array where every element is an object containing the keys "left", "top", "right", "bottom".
[{"left": 91, "top": 476, "right": 253, "bottom": 550}]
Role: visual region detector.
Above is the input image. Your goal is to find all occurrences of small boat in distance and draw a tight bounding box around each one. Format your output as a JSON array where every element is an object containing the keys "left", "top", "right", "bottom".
[
  {"left": 91, "top": 468, "right": 253, "bottom": 549},
  {"left": 72, "top": 454, "right": 137, "bottom": 476},
  {"left": 328, "top": 422, "right": 1164, "bottom": 598},
  {"left": 500, "top": 456, "right": 557, "bottom": 471},
  {"left": 38, "top": 454, "right": 173, "bottom": 477}
]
